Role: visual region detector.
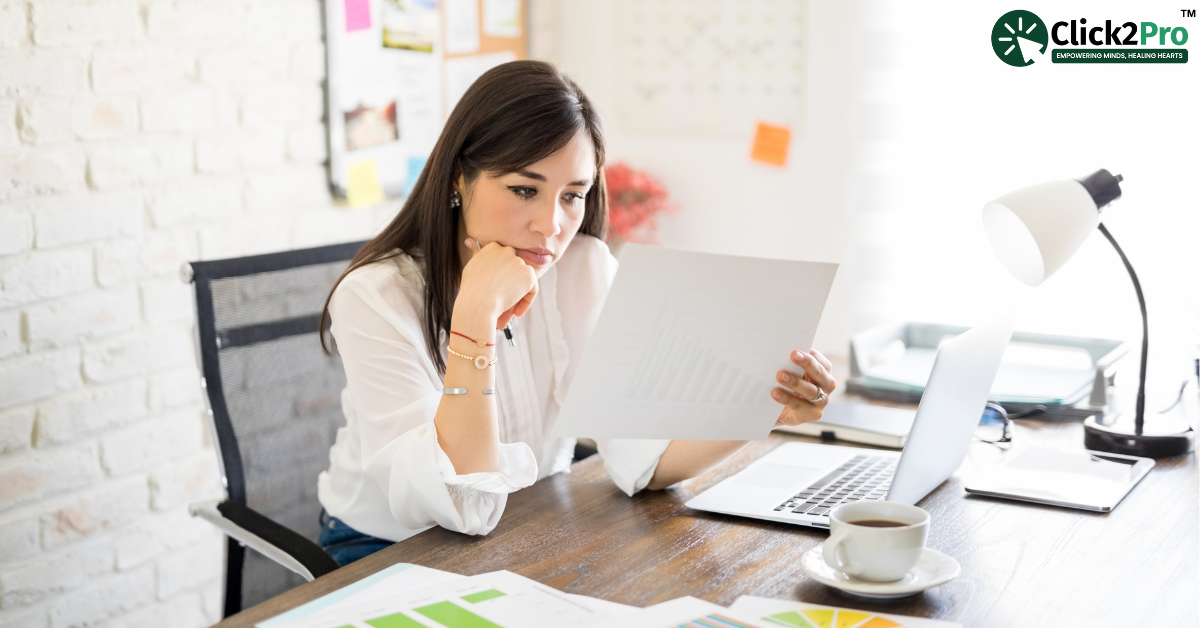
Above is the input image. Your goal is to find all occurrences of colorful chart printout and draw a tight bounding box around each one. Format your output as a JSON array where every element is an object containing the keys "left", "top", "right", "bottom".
[
  {"left": 729, "top": 596, "right": 960, "bottom": 628},
  {"left": 675, "top": 613, "right": 768, "bottom": 628},
  {"left": 266, "top": 572, "right": 611, "bottom": 628}
]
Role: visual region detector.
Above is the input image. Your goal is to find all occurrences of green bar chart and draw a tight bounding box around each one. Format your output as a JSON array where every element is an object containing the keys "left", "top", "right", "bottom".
[{"left": 414, "top": 601, "right": 505, "bottom": 628}]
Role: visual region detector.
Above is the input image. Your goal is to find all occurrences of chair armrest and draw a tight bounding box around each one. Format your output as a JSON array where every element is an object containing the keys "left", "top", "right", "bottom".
[{"left": 190, "top": 499, "right": 339, "bottom": 581}]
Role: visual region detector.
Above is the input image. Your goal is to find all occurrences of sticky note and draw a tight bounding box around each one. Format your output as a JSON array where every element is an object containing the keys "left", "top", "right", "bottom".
[
  {"left": 344, "top": 0, "right": 371, "bottom": 32},
  {"left": 346, "top": 159, "right": 385, "bottom": 207},
  {"left": 750, "top": 121, "right": 792, "bottom": 167},
  {"left": 403, "top": 155, "right": 427, "bottom": 196}
]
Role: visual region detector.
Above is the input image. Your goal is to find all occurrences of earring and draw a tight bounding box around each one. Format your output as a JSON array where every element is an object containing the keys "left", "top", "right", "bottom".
[{"left": 450, "top": 190, "right": 462, "bottom": 209}]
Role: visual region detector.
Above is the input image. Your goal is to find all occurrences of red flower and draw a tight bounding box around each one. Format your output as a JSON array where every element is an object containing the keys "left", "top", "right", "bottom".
[{"left": 603, "top": 162, "right": 673, "bottom": 243}]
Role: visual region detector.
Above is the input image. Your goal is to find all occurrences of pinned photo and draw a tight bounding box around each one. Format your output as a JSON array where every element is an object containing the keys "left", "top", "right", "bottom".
[
  {"left": 344, "top": 101, "right": 399, "bottom": 151},
  {"left": 382, "top": 0, "right": 438, "bottom": 53}
]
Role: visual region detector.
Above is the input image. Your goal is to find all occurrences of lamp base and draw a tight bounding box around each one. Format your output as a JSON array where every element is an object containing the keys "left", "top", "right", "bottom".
[{"left": 1083, "top": 412, "right": 1195, "bottom": 458}]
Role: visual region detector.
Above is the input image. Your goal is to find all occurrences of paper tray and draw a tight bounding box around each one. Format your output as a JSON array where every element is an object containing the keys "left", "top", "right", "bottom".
[{"left": 847, "top": 322, "right": 1127, "bottom": 420}]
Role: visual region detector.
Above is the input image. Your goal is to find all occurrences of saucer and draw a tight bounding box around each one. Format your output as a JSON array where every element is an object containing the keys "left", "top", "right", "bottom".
[{"left": 800, "top": 544, "right": 961, "bottom": 600}]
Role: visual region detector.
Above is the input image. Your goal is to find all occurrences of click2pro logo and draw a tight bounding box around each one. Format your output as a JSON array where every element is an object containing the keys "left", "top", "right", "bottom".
[
  {"left": 992, "top": 9, "right": 1190, "bottom": 66},
  {"left": 992, "top": 10, "right": 1048, "bottom": 66}
]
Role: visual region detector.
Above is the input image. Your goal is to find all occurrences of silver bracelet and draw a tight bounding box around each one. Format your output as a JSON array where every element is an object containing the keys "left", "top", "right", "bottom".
[{"left": 442, "top": 387, "right": 497, "bottom": 395}]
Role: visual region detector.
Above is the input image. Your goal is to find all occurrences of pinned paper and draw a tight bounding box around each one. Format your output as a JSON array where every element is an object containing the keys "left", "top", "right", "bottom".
[
  {"left": 445, "top": 0, "right": 481, "bottom": 54},
  {"left": 403, "top": 155, "right": 427, "bottom": 196},
  {"left": 346, "top": 159, "right": 386, "bottom": 207},
  {"left": 749, "top": 121, "right": 792, "bottom": 167},
  {"left": 344, "top": 0, "right": 371, "bottom": 32},
  {"left": 483, "top": 0, "right": 521, "bottom": 38},
  {"left": 445, "top": 51, "right": 517, "bottom": 114}
]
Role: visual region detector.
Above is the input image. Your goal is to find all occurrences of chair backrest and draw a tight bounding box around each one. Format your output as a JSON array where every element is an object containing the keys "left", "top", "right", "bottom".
[{"left": 186, "top": 241, "right": 365, "bottom": 614}]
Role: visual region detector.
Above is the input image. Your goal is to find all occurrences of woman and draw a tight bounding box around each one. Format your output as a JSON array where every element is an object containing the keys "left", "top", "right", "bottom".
[{"left": 316, "top": 61, "right": 836, "bottom": 566}]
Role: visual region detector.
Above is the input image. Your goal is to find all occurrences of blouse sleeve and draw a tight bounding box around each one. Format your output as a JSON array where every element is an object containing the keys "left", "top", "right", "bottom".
[
  {"left": 330, "top": 274, "right": 538, "bottom": 535},
  {"left": 594, "top": 437, "right": 671, "bottom": 496}
]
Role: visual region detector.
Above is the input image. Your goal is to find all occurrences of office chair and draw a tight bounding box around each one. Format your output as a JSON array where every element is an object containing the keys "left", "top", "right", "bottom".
[{"left": 183, "top": 240, "right": 366, "bottom": 616}]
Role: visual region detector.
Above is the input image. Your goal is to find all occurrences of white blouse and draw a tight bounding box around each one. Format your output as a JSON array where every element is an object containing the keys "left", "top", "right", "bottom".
[{"left": 317, "top": 235, "right": 671, "bottom": 543}]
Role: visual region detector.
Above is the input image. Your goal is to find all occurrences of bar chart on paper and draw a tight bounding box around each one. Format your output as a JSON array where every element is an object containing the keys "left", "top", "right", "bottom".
[
  {"left": 673, "top": 613, "right": 767, "bottom": 628},
  {"left": 625, "top": 297, "right": 809, "bottom": 407},
  {"left": 266, "top": 572, "right": 613, "bottom": 628},
  {"left": 555, "top": 245, "right": 838, "bottom": 441},
  {"left": 370, "top": 586, "right": 599, "bottom": 628}
]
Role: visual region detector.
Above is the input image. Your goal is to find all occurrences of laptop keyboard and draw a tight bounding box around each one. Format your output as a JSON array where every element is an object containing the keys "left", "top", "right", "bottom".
[{"left": 774, "top": 455, "right": 896, "bottom": 517}]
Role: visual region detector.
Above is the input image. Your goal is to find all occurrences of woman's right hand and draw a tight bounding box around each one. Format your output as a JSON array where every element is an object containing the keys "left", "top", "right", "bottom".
[{"left": 456, "top": 238, "right": 538, "bottom": 331}]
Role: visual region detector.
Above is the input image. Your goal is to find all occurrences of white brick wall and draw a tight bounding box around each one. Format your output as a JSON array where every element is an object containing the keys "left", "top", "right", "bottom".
[{"left": 0, "top": 2, "right": 403, "bottom": 626}]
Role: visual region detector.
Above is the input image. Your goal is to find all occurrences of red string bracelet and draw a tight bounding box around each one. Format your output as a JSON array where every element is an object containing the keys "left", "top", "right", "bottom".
[{"left": 450, "top": 331, "right": 495, "bottom": 348}]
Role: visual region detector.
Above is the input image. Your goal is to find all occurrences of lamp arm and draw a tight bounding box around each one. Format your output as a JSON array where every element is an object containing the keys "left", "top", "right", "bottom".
[{"left": 1097, "top": 222, "right": 1148, "bottom": 434}]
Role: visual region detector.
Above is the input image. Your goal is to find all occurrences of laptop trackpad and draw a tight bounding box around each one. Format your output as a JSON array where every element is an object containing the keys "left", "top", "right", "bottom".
[{"left": 730, "top": 463, "right": 822, "bottom": 490}]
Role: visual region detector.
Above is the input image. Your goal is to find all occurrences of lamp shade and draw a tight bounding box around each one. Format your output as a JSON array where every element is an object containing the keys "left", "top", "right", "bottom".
[{"left": 982, "top": 179, "right": 1100, "bottom": 286}]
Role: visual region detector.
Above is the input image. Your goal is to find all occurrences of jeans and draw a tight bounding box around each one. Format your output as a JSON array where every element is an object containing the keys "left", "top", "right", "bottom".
[{"left": 318, "top": 510, "right": 393, "bottom": 567}]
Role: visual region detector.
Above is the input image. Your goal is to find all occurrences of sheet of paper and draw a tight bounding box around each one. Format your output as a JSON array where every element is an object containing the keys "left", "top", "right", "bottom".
[
  {"left": 270, "top": 571, "right": 618, "bottom": 628},
  {"left": 259, "top": 565, "right": 466, "bottom": 627},
  {"left": 729, "top": 595, "right": 963, "bottom": 627},
  {"left": 344, "top": 0, "right": 371, "bottom": 32},
  {"left": 483, "top": 0, "right": 521, "bottom": 38},
  {"left": 750, "top": 121, "right": 792, "bottom": 167},
  {"left": 554, "top": 245, "right": 838, "bottom": 441},
  {"left": 445, "top": 51, "right": 517, "bottom": 114},
  {"left": 445, "top": 0, "right": 480, "bottom": 54},
  {"left": 582, "top": 596, "right": 771, "bottom": 628},
  {"left": 346, "top": 159, "right": 386, "bottom": 207},
  {"left": 563, "top": 594, "right": 639, "bottom": 617}
]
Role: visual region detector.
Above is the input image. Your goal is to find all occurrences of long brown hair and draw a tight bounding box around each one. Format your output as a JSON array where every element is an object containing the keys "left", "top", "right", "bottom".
[{"left": 320, "top": 60, "right": 608, "bottom": 374}]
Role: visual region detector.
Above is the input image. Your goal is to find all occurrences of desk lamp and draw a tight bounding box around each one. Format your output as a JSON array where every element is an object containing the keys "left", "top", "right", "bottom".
[{"left": 981, "top": 169, "right": 1194, "bottom": 458}]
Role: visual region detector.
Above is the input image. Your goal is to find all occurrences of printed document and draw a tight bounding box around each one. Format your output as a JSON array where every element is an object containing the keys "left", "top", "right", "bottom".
[{"left": 555, "top": 245, "right": 838, "bottom": 441}]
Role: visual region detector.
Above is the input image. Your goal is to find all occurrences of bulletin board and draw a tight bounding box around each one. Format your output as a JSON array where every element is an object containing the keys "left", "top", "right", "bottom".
[
  {"left": 325, "top": 0, "right": 527, "bottom": 205},
  {"left": 611, "top": 0, "right": 807, "bottom": 138}
]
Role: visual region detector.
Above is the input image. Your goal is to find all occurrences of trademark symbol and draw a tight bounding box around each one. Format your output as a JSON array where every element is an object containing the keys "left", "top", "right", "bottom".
[{"left": 1183, "top": 9, "right": 1197, "bottom": 17}]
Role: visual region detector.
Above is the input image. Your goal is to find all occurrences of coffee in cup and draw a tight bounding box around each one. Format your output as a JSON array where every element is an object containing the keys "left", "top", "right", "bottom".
[{"left": 822, "top": 501, "right": 930, "bottom": 582}]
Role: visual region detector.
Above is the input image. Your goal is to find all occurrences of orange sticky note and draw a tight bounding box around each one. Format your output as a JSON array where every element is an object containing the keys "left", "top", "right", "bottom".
[
  {"left": 750, "top": 121, "right": 792, "bottom": 167},
  {"left": 346, "top": 159, "right": 385, "bottom": 208}
]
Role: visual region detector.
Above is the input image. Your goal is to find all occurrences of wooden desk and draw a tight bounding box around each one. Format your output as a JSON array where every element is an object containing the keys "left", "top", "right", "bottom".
[{"left": 216, "top": 417, "right": 1197, "bottom": 627}]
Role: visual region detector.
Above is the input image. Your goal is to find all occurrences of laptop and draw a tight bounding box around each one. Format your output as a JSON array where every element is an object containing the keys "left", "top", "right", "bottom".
[{"left": 685, "top": 313, "right": 1014, "bottom": 529}]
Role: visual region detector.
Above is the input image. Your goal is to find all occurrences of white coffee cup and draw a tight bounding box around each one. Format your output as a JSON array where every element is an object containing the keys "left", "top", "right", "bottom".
[{"left": 822, "top": 501, "right": 930, "bottom": 582}]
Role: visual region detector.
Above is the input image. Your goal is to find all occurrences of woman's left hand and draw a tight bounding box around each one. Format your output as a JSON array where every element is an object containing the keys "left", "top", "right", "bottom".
[{"left": 772, "top": 349, "right": 836, "bottom": 427}]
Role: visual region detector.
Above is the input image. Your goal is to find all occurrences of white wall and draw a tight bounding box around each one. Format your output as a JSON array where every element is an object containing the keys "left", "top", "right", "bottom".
[
  {"left": 546, "top": 0, "right": 865, "bottom": 357},
  {"left": 855, "top": 0, "right": 1199, "bottom": 406},
  {"left": 0, "top": 3, "right": 397, "bottom": 627}
]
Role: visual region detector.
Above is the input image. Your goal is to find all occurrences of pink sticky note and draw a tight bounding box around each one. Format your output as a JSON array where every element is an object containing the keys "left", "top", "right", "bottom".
[{"left": 344, "top": 0, "right": 371, "bottom": 32}]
